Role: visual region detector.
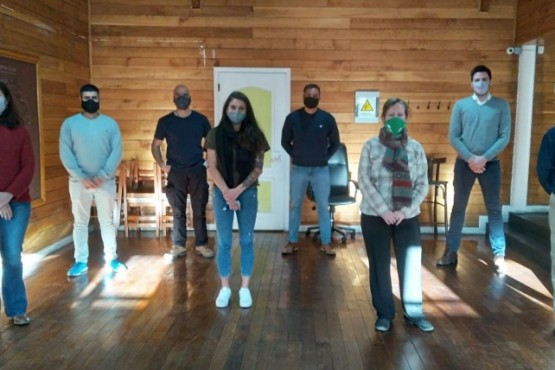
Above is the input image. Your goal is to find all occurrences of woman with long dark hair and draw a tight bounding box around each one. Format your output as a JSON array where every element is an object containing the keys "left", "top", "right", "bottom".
[
  {"left": 0, "top": 81, "right": 34, "bottom": 325},
  {"left": 206, "top": 91, "right": 270, "bottom": 308}
]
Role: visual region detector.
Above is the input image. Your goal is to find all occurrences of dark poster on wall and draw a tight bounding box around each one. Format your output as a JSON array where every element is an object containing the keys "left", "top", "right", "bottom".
[{"left": 0, "top": 51, "right": 44, "bottom": 204}]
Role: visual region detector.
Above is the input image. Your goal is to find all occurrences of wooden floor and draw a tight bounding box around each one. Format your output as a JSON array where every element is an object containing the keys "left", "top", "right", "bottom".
[{"left": 1, "top": 229, "right": 554, "bottom": 370}]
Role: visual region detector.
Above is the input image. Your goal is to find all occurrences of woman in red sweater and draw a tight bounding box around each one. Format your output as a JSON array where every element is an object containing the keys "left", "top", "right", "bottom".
[{"left": 0, "top": 81, "right": 34, "bottom": 326}]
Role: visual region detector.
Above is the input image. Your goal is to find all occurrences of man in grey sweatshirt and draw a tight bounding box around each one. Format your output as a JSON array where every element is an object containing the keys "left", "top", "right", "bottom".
[{"left": 60, "top": 84, "right": 126, "bottom": 277}]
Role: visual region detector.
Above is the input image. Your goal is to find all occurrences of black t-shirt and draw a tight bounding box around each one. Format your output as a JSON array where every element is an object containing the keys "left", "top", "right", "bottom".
[{"left": 154, "top": 111, "right": 212, "bottom": 171}]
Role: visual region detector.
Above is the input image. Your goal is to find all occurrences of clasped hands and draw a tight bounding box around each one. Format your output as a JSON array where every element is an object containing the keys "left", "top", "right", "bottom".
[
  {"left": 81, "top": 176, "right": 105, "bottom": 189},
  {"left": 222, "top": 187, "right": 242, "bottom": 211},
  {"left": 381, "top": 210, "right": 405, "bottom": 225},
  {"left": 0, "top": 192, "right": 13, "bottom": 220},
  {"left": 468, "top": 155, "right": 487, "bottom": 174}
]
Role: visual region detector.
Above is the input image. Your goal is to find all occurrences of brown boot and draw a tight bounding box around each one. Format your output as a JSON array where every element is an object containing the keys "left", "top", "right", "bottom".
[
  {"left": 436, "top": 248, "right": 457, "bottom": 266},
  {"left": 281, "top": 242, "right": 299, "bottom": 255},
  {"left": 320, "top": 244, "right": 336, "bottom": 256}
]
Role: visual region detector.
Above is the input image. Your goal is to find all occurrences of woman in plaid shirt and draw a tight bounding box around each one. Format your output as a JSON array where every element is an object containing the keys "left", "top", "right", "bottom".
[{"left": 358, "top": 97, "right": 434, "bottom": 333}]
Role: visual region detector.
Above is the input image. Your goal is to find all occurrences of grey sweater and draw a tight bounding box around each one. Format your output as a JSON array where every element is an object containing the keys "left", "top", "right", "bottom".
[
  {"left": 449, "top": 96, "right": 511, "bottom": 161},
  {"left": 59, "top": 113, "right": 122, "bottom": 181}
]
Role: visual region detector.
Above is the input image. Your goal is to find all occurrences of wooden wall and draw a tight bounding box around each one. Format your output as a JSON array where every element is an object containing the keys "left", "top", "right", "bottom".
[
  {"left": 515, "top": 0, "right": 555, "bottom": 205},
  {"left": 89, "top": 0, "right": 519, "bottom": 227},
  {"left": 515, "top": 0, "right": 555, "bottom": 42},
  {"left": 0, "top": 1, "right": 90, "bottom": 252},
  {"left": 90, "top": 0, "right": 516, "bottom": 225}
]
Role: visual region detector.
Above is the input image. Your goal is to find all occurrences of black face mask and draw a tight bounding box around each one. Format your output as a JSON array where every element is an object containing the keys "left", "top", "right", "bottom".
[
  {"left": 304, "top": 97, "right": 319, "bottom": 109},
  {"left": 82, "top": 100, "right": 99, "bottom": 114},
  {"left": 174, "top": 94, "right": 191, "bottom": 110}
]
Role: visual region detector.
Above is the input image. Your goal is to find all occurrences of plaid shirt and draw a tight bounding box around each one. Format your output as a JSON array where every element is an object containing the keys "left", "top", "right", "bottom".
[{"left": 358, "top": 136, "right": 428, "bottom": 218}]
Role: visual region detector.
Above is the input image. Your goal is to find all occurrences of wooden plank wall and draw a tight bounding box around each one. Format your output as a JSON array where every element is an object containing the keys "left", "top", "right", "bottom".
[
  {"left": 515, "top": 0, "right": 555, "bottom": 42},
  {"left": 0, "top": 1, "right": 90, "bottom": 252},
  {"left": 515, "top": 0, "right": 555, "bottom": 205},
  {"left": 90, "top": 0, "right": 518, "bottom": 227}
]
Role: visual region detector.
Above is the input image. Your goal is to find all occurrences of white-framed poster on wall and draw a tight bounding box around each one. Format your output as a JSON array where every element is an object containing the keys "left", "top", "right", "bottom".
[{"left": 354, "top": 90, "right": 379, "bottom": 124}]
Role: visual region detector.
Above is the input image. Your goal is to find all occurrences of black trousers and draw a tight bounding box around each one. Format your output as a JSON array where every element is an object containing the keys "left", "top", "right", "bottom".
[
  {"left": 165, "top": 165, "right": 208, "bottom": 246},
  {"left": 360, "top": 213, "right": 424, "bottom": 320}
]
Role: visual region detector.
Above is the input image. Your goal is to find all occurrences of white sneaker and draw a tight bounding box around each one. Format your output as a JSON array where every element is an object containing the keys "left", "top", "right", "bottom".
[
  {"left": 494, "top": 255, "right": 507, "bottom": 275},
  {"left": 195, "top": 245, "right": 214, "bottom": 258},
  {"left": 165, "top": 245, "right": 186, "bottom": 260},
  {"left": 216, "top": 287, "right": 232, "bottom": 308},
  {"left": 239, "top": 287, "right": 252, "bottom": 308}
]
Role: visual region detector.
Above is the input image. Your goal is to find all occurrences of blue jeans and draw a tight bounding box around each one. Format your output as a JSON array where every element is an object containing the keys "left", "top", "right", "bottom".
[
  {"left": 548, "top": 194, "right": 555, "bottom": 311},
  {"left": 447, "top": 158, "right": 506, "bottom": 255},
  {"left": 213, "top": 187, "right": 258, "bottom": 278},
  {"left": 288, "top": 165, "right": 331, "bottom": 244},
  {"left": 0, "top": 202, "right": 30, "bottom": 317},
  {"left": 361, "top": 213, "right": 424, "bottom": 320}
]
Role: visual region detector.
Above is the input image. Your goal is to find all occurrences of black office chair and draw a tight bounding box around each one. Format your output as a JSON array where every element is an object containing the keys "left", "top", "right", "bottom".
[
  {"left": 305, "top": 143, "right": 359, "bottom": 244},
  {"left": 425, "top": 157, "right": 449, "bottom": 236}
]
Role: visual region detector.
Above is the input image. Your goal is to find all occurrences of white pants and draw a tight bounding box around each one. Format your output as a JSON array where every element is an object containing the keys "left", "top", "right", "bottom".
[{"left": 69, "top": 180, "right": 118, "bottom": 263}]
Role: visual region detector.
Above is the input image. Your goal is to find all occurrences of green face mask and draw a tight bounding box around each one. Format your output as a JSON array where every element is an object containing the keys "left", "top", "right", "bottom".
[{"left": 384, "top": 117, "right": 406, "bottom": 135}]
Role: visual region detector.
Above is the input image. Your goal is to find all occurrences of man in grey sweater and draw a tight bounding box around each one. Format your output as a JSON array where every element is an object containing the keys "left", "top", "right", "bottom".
[
  {"left": 436, "top": 65, "right": 511, "bottom": 274},
  {"left": 60, "top": 84, "right": 126, "bottom": 277}
]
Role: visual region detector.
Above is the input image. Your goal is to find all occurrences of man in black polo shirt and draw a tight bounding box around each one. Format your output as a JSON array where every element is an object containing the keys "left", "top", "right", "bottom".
[{"left": 151, "top": 84, "right": 214, "bottom": 259}]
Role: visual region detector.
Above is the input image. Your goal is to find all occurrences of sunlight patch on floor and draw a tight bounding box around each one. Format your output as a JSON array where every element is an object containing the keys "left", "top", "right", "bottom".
[
  {"left": 69, "top": 255, "right": 170, "bottom": 310},
  {"left": 359, "top": 249, "right": 481, "bottom": 317}
]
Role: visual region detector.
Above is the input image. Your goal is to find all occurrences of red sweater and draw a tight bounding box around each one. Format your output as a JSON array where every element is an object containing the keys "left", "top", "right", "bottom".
[{"left": 0, "top": 125, "right": 35, "bottom": 202}]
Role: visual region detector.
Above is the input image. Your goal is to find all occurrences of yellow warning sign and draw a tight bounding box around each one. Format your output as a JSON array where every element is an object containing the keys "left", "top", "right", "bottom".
[
  {"left": 355, "top": 90, "right": 379, "bottom": 124},
  {"left": 361, "top": 100, "right": 373, "bottom": 112}
]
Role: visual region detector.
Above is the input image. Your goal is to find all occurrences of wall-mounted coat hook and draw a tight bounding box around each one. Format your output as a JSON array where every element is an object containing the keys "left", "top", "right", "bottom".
[
  {"left": 447, "top": 102, "right": 451, "bottom": 110},
  {"left": 437, "top": 101, "right": 441, "bottom": 110},
  {"left": 427, "top": 101, "right": 431, "bottom": 110}
]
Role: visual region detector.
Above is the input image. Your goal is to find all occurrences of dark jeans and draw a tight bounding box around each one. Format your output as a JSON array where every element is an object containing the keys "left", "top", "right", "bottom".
[
  {"left": 165, "top": 164, "right": 208, "bottom": 247},
  {"left": 446, "top": 158, "right": 505, "bottom": 255},
  {"left": 361, "top": 213, "right": 424, "bottom": 321}
]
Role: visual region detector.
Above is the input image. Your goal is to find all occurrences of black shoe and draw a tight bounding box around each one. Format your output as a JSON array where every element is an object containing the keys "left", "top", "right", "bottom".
[
  {"left": 436, "top": 249, "right": 457, "bottom": 266},
  {"left": 404, "top": 314, "right": 434, "bottom": 332}
]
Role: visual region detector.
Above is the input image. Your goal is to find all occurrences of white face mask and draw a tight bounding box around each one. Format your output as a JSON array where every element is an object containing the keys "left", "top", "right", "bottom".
[
  {"left": 472, "top": 80, "right": 489, "bottom": 96},
  {"left": 0, "top": 96, "right": 6, "bottom": 116}
]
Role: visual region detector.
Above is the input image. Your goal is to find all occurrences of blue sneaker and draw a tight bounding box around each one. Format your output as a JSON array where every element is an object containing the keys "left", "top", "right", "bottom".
[
  {"left": 67, "top": 262, "right": 88, "bottom": 277},
  {"left": 110, "top": 259, "right": 128, "bottom": 273}
]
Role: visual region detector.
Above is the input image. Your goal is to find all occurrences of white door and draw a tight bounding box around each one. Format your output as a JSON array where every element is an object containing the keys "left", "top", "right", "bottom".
[{"left": 213, "top": 67, "right": 290, "bottom": 230}]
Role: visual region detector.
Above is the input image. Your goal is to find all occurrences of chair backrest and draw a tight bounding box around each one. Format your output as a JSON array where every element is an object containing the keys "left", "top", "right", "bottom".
[
  {"left": 427, "top": 157, "right": 447, "bottom": 183},
  {"left": 306, "top": 143, "right": 350, "bottom": 201},
  {"left": 328, "top": 143, "right": 350, "bottom": 196}
]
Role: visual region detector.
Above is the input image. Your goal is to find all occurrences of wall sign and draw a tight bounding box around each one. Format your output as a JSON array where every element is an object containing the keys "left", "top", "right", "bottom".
[{"left": 355, "top": 90, "right": 379, "bottom": 124}]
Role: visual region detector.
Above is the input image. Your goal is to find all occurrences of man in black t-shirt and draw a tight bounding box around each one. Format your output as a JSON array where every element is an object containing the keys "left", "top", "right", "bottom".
[{"left": 151, "top": 85, "right": 214, "bottom": 259}]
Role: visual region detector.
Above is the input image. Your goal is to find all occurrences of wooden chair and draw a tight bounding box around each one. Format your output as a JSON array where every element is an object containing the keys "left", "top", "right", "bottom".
[
  {"left": 90, "top": 162, "right": 126, "bottom": 230},
  {"left": 425, "top": 157, "right": 449, "bottom": 236},
  {"left": 123, "top": 159, "right": 161, "bottom": 237},
  {"left": 157, "top": 163, "right": 174, "bottom": 236}
]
